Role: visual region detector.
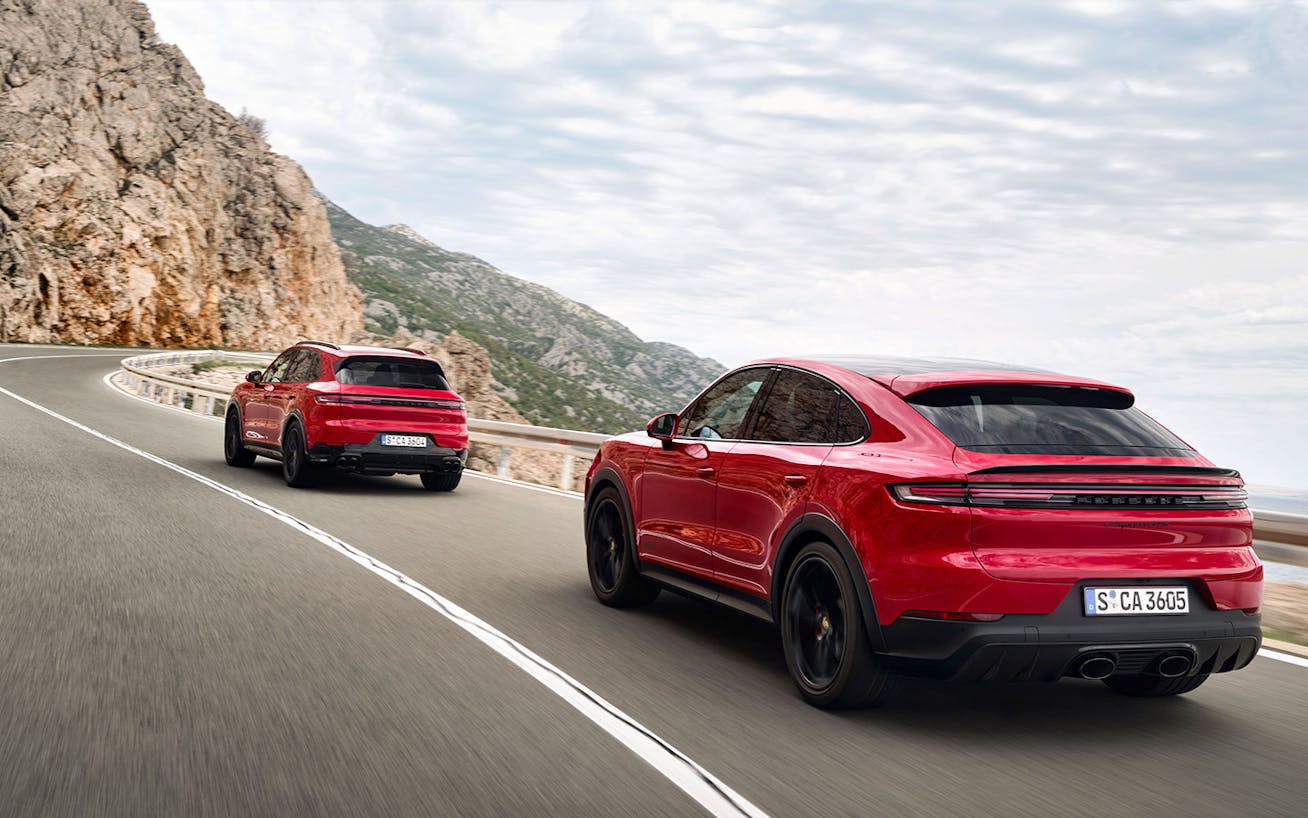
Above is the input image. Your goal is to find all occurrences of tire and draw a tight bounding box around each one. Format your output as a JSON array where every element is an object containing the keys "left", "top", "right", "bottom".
[
  {"left": 224, "top": 408, "right": 256, "bottom": 467},
  {"left": 781, "top": 541, "right": 895, "bottom": 709},
  {"left": 420, "top": 470, "right": 462, "bottom": 492},
  {"left": 281, "top": 423, "right": 316, "bottom": 488},
  {"left": 1102, "top": 673, "right": 1210, "bottom": 697},
  {"left": 585, "top": 486, "right": 659, "bottom": 608}
]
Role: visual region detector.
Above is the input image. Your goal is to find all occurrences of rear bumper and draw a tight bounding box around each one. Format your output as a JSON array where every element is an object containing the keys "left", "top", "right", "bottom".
[
  {"left": 308, "top": 436, "right": 466, "bottom": 475},
  {"left": 878, "top": 581, "right": 1262, "bottom": 682}
]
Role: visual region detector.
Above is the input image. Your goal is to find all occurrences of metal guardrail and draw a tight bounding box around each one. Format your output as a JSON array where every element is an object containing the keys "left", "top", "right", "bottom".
[{"left": 116, "top": 350, "right": 602, "bottom": 490}]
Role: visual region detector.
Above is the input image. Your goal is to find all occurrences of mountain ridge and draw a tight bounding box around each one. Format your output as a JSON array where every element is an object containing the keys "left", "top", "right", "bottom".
[{"left": 326, "top": 197, "right": 725, "bottom": 433}]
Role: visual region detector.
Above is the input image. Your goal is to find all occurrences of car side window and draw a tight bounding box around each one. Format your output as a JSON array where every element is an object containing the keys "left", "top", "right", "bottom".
[
  {"left": 289, "top": 349, "right": 322, "bottom": 383},
  {"left": 834, "top": 393, "right": 870, "bottom": 443},
  {"left": 751, "top": 369, "right": 840, "bottom": 444},
  {"left": 263, "top": 351, "right": 296, "bottom": 384},
  {"left": 677, "top": 368, "right": 770, "bottom": 440}
]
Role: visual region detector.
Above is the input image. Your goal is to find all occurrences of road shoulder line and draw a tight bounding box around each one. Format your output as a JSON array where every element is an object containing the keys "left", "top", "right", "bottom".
[{"left": 0, "top": 376, "right": 768, "bottom": 818}]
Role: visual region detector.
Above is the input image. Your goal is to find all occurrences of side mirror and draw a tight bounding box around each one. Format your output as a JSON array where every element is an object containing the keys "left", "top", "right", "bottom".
[
  {"left": 245, "top": 370, "right": 263, "bottom": 383},
  {"left": 646, "top": 412, "right": 677, "bottom": 447}
]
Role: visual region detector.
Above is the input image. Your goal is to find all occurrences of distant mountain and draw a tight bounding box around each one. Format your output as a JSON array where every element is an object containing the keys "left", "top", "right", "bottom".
[{"left": 324, "top": 198, "right": 724, "bottom": 433}]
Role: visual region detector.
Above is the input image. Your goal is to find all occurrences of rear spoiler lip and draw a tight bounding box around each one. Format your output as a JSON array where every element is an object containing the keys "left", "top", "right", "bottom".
[{"left": 966, "top": 465, "right": 1241, "bottom": 478}]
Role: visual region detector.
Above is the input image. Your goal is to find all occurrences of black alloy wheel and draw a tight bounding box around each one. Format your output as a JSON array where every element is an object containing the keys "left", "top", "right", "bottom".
[
  {"left": 780, "top": 541, "right": 895, "bottom": 708},
  {"left": 224, "top": 409, "right": 255, "bottom": 467},
  {"left": 281, "top": 423, "right": 316, "bottom": 488},
  {"left": 786, "top": 554, "right": 848, "bottom": 689},
  {"left": 585, "top": 487, "right": 659, "bottom": 608}
]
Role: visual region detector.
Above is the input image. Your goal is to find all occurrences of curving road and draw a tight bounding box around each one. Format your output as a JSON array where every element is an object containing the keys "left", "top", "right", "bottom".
[{"left": 2, "top": 344, "right": 1306, "bottom": 817}]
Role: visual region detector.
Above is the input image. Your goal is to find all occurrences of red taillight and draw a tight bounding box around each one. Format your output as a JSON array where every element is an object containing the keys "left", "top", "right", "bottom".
[
  {"left": 890, "top": 483, "right": 970, "bottom": 505},
  {"left": 315, "top": 394, "right": 464, "bottom": 410},
  {"left": 889, "top": 483, "right": 1247, "bottom": 509},
  {"left": 902, "top": 610, "right": 1005, "bottom": 622}
]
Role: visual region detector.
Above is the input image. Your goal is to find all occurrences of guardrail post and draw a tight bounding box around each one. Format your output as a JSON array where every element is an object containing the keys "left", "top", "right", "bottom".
[
  {"left": 497, "top": 446, "right": 511, "bottom": 478},
  {"left": 559, "top": 455, "right": 574, "bottom": 490},
  {"left": 198, "top": 395, "right": 214, "bottom": 416}
]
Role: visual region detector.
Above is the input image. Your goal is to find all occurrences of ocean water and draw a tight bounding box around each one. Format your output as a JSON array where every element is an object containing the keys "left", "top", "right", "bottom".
[
  {"left": 1250, "top": 486, "right": 1308, "bottom": 516},
  {"left": 1264, "top": 561, "right": 1308, "bottom": 587}
]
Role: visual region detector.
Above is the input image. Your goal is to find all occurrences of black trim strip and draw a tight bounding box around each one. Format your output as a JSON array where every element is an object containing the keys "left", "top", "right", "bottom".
[
  {"left": 968, "top": 465, "right": 1241, "bottom": 477},
  {"left": 638, "top": 562, "right": 773, "bottom": 623}
]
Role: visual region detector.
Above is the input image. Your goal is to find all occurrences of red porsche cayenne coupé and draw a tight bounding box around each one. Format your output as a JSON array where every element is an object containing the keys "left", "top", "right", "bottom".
[{"left": 583, "top": 356, "right": 1262, "bottom": 708}]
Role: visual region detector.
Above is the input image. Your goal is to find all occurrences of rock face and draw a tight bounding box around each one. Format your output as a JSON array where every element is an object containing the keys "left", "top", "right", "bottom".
[{"left": 0, "top": 0, "right": 361, "bottom": 347}]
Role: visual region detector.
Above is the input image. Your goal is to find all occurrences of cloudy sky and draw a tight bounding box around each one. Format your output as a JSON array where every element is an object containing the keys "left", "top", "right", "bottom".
[{"left": 148, "top": 0, "right": 1307, "bottom": 488}]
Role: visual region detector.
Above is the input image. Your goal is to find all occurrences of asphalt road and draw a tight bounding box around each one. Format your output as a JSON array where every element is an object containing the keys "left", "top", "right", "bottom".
[{"left": 2, "top": 344, "right": 1306, "bottom": 817}]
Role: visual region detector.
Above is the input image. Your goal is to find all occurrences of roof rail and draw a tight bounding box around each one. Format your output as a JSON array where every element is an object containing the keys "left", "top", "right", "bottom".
[
  {"left": 296, "top": 340, "right": 341, "bottom": 350},
  {"left": 391, "top": 347, "right": 428, "bottom": 356}
]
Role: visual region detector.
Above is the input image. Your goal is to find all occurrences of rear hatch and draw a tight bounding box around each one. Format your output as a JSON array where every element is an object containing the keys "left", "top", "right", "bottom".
[
  {"left": 327, "top": 355, "right": 468, "bottom": 446},
  {"left": 906, "top": 382, "right": 1255, "bottom": 583}
]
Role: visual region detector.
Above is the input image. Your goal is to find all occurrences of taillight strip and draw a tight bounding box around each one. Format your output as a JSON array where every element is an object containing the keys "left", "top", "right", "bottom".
[
  {"left": 890, "top": 483, "right": 1247, "bottom": 509},
  {"left": 316, "top": 395, "right": 465, "bottom": 410}
]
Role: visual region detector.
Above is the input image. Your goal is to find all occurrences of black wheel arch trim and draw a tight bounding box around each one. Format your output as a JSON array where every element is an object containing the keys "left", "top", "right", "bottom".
[
  {"left": 586, "top": 465, "right": 634, "bottom": 521},
  {"left": 772, "top": 513, "right": 885, "bottom": 650},
  {"left": 585, "top": 465, "right": 637, "bottom": 552}
]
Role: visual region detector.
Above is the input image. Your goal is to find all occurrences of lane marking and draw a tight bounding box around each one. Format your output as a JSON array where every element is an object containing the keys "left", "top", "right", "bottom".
[
  {"left": 103, "top": 369, "right": 584, "bottom": 498},
  {"left": 0, "top": 373, "right": 768, "bottom": 818},
  {"left": 1260, "top": 649, "right": 1308, "bottom": 669}
]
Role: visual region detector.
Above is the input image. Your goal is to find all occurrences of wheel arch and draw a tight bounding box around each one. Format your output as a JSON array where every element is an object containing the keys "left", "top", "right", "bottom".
[
  {"left": 585, "top": 465, "right": 637, "bottom": 544},
  {"left": 772, "top": 513, "right": 885, "bottom": 650},
  {"left": 280, "top": 409, "right": 307, "bottom": 446}
]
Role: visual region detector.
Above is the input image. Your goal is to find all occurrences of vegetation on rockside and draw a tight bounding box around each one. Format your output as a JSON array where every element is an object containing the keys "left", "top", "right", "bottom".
[{"left": 325, "top": 197, "right": 723, "bottom": 434}]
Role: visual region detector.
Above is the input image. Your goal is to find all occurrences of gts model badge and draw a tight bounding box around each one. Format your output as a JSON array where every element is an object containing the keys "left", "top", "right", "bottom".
[{"left": 1104, "top": 521, "right": 1170, "bottom": 529}]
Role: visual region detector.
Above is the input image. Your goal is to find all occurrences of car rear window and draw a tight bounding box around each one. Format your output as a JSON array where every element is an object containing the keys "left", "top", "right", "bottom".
[
  {"left": 907, "top": 385, "right": 1195, "bottom": 457},
  {"left": 334, "top": 356, "right": 450, "bottom": 390}
]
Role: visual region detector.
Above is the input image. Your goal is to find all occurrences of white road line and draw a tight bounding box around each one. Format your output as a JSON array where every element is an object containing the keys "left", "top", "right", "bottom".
[
  {"left": 1260, "top": 649, "right": 1308, "bottom": 669},
  {"left": 0, "top": 375, "right": 769, "bottom": 818}
]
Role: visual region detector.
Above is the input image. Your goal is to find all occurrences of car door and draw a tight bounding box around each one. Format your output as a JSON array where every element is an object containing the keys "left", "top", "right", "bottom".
[
  {"left": 636, "top": 367, "right": 773, "bottom": 581},
  {"left": 266, "top": 348, "right": 315, "bottom": 448},
  {"left": 243, "top": 350, "right": 295, "bottom": 444},
  {"left": 712, "top": 368, "right": 845, "bottom": 599}
]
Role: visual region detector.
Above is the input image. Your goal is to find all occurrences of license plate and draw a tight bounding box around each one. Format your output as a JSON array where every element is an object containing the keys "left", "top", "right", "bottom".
[
  {"left": 1084, "top": 586, "right": 1188, "bottom": 616},
  {"left": 381, "top": 434, "right": 428, "bottom": 448}
]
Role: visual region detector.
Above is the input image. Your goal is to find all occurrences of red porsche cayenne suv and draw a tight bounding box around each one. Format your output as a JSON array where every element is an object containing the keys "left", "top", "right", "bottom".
[
  {"left": 224, "top": 341, "right": 468, "bottom": 490},
  {"left": 583, "top": 356, "right": 1262, "bottom": 708}
]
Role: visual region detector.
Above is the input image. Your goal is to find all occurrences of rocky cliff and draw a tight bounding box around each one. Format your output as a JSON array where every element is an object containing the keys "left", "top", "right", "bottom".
[{"left": 0, "top": 0, "right": 361, "bottom": 347}]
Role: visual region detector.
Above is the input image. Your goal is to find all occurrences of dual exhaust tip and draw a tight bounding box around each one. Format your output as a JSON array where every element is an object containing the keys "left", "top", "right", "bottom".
[{"left": 1076, "top": 652, "right": 1193, "bottom": 680}]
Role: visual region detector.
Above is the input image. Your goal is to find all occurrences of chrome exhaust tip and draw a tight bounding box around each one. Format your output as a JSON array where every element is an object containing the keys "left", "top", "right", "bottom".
[
  {"left": 1156, "top": 654, "right": 1193, "bottom": 678},
  {"left": 1079, "top": 656, "right": 1117, "bottom": 680}
]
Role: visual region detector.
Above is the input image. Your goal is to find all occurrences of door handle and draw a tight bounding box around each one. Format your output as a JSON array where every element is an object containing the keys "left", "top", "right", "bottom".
[
  {"left": 784, "top": 474, "right": 807, "bottom": 487},
  {"left": 696, "top": 466, "right": 716, "bottom": 477}
]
